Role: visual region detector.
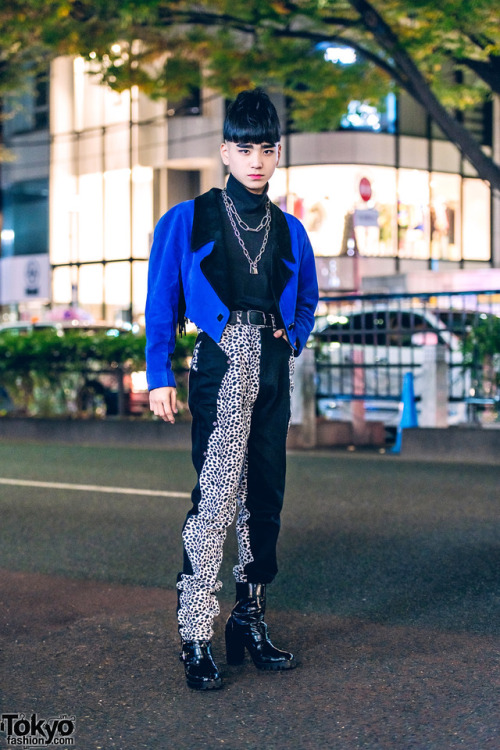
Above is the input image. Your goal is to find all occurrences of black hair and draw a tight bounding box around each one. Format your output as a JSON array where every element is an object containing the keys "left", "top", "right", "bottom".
[{"left": 223, "top": 89, "right": 281, "bottom": 144}]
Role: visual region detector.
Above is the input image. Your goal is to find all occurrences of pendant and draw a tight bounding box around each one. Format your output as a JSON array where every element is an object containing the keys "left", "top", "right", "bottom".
[{"left": 250, "top": 266, "right": 258, "bottom": 275}]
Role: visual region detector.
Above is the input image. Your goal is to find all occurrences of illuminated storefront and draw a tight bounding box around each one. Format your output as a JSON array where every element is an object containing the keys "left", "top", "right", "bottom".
[{"left": 269, "top": 164, "right": 490, "bottom": 266}]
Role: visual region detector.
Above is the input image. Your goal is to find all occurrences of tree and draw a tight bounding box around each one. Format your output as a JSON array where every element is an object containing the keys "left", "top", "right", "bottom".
[
  {"left": 0, "top": 1, "right": 66, "bottom": 159},
  {"left": 347, "top": 0, "right": 500, "bottom": 190},
  {"left": 1, "top": 1, "right": 500, "bottom": 189}
]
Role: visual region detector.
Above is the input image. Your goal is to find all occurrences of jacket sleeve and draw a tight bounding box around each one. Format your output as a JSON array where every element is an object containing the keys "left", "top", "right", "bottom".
[
  {"left": 293, "top": 226, "right": 319, "bottom": 356},
  {"left": 145, "top": 205, "right": 190, "bottom": 390}
]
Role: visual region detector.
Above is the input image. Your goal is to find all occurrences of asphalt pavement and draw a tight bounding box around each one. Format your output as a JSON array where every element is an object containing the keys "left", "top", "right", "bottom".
[{"left": 0, "top": 442, "right": 498, "bottom": 749}]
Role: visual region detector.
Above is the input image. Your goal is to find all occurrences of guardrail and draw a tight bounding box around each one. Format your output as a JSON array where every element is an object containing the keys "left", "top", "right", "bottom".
[{"left": 312, "top": 289, "right": 500, "bottom": 425}]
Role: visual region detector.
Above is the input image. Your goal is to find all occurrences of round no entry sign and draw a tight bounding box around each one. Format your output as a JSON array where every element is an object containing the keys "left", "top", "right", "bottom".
[{"left": 359, "top": 177, "right": 372, "bottom": 202}]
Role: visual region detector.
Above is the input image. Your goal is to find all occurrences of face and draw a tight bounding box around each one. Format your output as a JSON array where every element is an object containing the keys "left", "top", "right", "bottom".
[{"left": 220, "top": 141, "right": 281, "bottom": 194}]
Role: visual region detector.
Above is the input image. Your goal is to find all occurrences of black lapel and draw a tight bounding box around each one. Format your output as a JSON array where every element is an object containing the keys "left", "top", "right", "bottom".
[
  {"left": 191, "top": 188, "right": 233, "bottom": 308},
  {"left": 191, "top": 188, "right": 222, "bottom": 250},
  {"left": 190, "top": 189, "right": 295, "bottom": 308},
  {"left": 271, "top": 203, "right": 295, "bottom": 264},
  {"left": 271, "top": 203, "right": 294, "bottom": 300}
]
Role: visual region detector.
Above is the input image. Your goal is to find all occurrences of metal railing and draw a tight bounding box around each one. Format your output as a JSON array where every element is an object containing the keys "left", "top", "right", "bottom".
[{"left": 312, "top": 290, "right": 500, "bottom": 424}]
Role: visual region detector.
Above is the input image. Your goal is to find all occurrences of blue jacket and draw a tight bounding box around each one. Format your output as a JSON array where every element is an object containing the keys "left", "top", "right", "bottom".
[{"left": 145, "top": 188, "right": 319, "bottom": 390}]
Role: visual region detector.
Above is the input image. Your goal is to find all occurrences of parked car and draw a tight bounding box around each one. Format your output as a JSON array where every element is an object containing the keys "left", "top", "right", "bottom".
[{"left": 313, "top": 306, "right": 475, "bottom": 425}]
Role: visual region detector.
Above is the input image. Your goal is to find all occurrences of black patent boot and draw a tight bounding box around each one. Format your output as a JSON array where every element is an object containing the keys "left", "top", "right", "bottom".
[
  {"left": 225, "top": 583, "right": 296, "bottom": 670},
  {"left": 179, "top": 640, "right": 223, "bottom": 690}
]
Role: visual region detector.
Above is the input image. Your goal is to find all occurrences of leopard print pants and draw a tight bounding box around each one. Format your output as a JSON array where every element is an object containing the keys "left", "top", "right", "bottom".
[{"left": 177, "top": 324, "right": 294, "bottom": 642}]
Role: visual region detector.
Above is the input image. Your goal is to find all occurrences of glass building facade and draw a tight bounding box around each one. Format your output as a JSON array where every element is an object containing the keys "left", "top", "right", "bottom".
[
  {"left": 1, "top": 55, "right": 496, "bottom": 322},
  {"left": 48, "top": 56, "right": 222, "bottom": 325},
  {"left": 268, "top": 164, "right": 490, "bottom": 262}
]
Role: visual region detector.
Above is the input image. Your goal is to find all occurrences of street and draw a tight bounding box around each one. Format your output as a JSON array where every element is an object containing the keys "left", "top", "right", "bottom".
[{"left": 0, "top": 442, "right": 498, "bottom": 749}]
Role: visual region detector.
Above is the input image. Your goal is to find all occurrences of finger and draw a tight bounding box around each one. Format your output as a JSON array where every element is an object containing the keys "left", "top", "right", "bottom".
[
  {"left": 160, "top": 400, "right": 175, "bottom": 423},
  {"left": 162, "top": 393, "right": 177, "bottom": 423},
  {"left": 153, "top": 403, "right": 167, "bottom": 421},
  {"left": 170, "top": 390, "right": 178, "bottom": 415},
  {"left": 150, "top": 396, "right": 172, "bottom": 423},
  {"left": 273, "top": 329, "right": 284, "bottom": 338},
  {"left": 163, "top": 395, "right": 178, "bottom": 423}
]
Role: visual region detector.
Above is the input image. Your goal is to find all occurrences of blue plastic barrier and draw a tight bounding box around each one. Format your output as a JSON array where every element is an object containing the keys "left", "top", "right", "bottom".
[{"left": 390, "top": 372, "right": 418, "bottom": 454}]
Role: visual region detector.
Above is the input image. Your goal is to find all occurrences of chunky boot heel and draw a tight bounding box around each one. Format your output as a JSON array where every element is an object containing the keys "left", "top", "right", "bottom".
[
  {"left": 225, "top": 617, "right": 246, "bottom": 665},
  {"left": 180, "top": 640, "right": 223, "bottom": 690},
  {"left": 227, "top": 583, "right": 296, "bottom": 671}
]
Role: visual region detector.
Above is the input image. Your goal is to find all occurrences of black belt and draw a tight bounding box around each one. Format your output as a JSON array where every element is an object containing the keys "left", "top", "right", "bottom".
[{"left": 227, "top": 310, "right": 276, "bottom": 328}]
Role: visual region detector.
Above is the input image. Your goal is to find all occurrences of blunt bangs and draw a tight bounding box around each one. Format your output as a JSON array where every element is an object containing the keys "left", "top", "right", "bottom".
[{"left": 223, "top": 89, "right": 281, "bottom": 144}]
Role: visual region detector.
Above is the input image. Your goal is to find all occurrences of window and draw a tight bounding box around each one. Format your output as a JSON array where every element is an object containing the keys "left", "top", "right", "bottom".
[
  {"left": 33, "top": 73, "right": 50, "bottom": 130},
  {"left": 275, "top": 165, "right": 397, "bottom": 258},
  {"left": 1, "top": 179, "right": 49, "bottom": 257},
  {"left": 397, "top": 170, "right": 429, "bottom": 259},
  {"left": 462, "top": 178, "right": 490, "bottom": 261},
  {"left": 430, "top": 173, "right": 461, "bottom": 262},
  {"left": 340, "top": 95, "right": 397, "bottom": 135},
  {"left": 3, "top": 72, "right": 49, "bottom": 135}
]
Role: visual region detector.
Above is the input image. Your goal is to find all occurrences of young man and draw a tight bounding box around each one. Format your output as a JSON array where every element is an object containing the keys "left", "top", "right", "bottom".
[{"left": 145, "top": 89, "right": 318, "bottom": 690}]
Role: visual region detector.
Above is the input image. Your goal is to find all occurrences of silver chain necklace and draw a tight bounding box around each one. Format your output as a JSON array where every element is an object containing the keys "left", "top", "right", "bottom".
[{"left": 221, "top": 189, "right": 271, "bottom": 275}]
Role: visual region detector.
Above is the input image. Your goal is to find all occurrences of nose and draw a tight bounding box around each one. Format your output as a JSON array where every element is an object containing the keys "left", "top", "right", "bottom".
[{"left": 250, "top": 150, "right": 263, "bottom": 168}]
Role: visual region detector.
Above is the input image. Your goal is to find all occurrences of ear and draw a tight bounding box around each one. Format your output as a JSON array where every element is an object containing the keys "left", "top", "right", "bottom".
[
  {"left": 220, "top": 142, "right": 230, "bottom": 166},
  {"left": 276, "top": 143, "right": 282, "bottom": 167}
]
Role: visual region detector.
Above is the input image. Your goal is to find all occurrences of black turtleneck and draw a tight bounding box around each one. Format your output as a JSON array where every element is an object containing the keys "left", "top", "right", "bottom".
[{"left": 219, "top": 174, "right": 277, "bottom": 314}]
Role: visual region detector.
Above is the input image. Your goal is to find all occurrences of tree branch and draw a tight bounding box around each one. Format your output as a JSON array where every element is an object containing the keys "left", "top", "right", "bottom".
[
  {"left": 272, "top": 26, "right": 415, "bottom": 93},
  {"left": 456, "top": 55, "right": 500, "bottom": 97},
  {"left": 348, "top": 0, "right": 500, "bottom": 192},
  {"left": 156, "top": 8, "right": 256, "bottom": 35}
]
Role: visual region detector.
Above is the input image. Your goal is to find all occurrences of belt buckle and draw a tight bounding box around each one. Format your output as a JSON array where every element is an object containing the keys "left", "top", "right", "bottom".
[{"left": 248, "top": 310, "right": 266, "bottom": 327}]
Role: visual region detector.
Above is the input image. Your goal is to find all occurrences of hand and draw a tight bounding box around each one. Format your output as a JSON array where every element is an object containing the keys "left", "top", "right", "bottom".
[
  {"left": 149, "top": 386, "right": 178, "bottom": 423},
  {"left": 273, "top": 328, "right": 290, "bottom": 344}
]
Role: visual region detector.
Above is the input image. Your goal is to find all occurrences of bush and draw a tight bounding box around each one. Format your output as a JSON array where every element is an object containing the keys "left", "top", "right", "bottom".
[
  {"left": 0, "top": 328, "right": 196, "bottom": 417},
  {"left": 462, "top": 316, "right": 500, "bottom": 395}
]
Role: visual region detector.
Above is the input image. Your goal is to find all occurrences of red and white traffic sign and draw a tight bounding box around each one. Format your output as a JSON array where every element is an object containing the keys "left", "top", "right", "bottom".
[{"left": 359, "top": 177, "right": 372, "bottom": 202}]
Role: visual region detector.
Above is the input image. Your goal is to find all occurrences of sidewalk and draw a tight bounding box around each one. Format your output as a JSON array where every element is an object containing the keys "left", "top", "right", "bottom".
[{"left": 1, "top": 416, "right": 500, "bottom": 463}]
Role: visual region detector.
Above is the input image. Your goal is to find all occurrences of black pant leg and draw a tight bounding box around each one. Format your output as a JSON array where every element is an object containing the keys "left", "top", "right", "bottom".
[{"left": 234, "top": 329, "right": 294, "bottom": 584}]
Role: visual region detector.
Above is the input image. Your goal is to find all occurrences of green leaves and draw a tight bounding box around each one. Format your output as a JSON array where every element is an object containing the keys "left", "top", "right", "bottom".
[
  {"left": 0, "top": 328, "right": 144, "bottom": 379},
  {"left": 1, "top": 1, "right": 499, "bottom": 180},
  {"left": 2, "top": 0, "right": 499, "bottom": 114},
  {"left": 462, "top": 315, "right": 500, "bottom": 362},
  {"left": 462, "top": 315, "right": 500, "bottom": 398},
  {"left": 0, "top": 327, "right": 196, "bottom": 417}
]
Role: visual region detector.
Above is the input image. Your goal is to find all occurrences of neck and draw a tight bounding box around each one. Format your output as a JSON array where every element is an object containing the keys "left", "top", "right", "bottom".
[{"left": 226, "top": 175, "right": 268, "bottom": 212}]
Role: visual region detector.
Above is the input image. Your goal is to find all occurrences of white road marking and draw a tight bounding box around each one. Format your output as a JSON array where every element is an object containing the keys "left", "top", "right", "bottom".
[{"left": 0, "top": 477, "right": 190, "bottom": 499}]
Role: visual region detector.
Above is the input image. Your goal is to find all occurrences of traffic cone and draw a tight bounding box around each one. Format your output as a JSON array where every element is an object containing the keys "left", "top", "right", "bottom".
[{"left": 390, "top": 372, "right": 418, "bottom": 454}]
